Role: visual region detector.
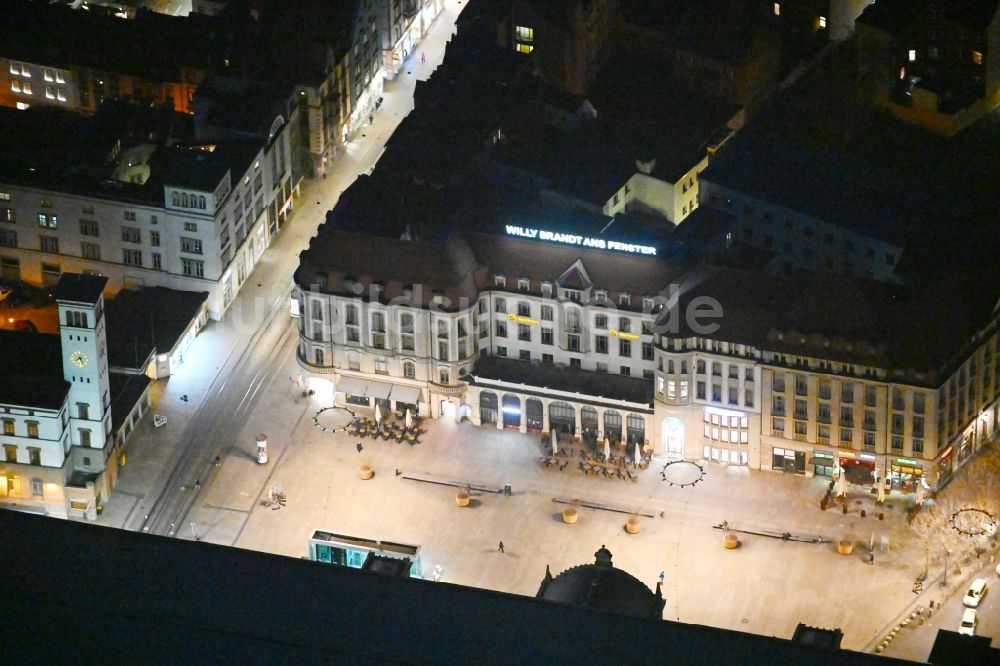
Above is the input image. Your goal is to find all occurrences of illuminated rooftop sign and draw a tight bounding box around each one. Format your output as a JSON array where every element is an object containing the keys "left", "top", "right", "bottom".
[{"left": 505, "top": 225, "right": 657, "bottom": 256}]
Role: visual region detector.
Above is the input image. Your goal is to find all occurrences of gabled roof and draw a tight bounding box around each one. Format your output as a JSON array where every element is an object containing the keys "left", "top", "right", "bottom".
[{"left": 557, "top": 259, "right": 593, "bottom": 290}]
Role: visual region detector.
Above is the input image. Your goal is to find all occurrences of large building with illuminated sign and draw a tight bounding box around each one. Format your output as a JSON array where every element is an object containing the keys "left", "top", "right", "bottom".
[{"left": 294, "top": 222, "right": 1000, "bottom": 491}]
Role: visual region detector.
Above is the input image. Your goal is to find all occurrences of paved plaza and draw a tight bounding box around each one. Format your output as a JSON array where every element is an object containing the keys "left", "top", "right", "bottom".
[{"left": 96, "top": 334, "right": 999, "bottom": 656}]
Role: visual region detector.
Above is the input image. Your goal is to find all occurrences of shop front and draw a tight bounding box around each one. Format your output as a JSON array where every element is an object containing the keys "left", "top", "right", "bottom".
[
  {"left": 813, "top": 451, "right": 835, "bottom": 477},
  {"left": 889, "top": 457, "right": 924, "bottom": 491},
  {"left": 502, "top": 393, "right": 521, "bottom": 429},
  {"left": 525, "top": 398, "right": 543, "bottom": 432},
  {"left": 935, "top": 444, "right": 954, "bottom": 488},
  {"left": 772, "top": 447, "right": 806, "bottom": 474},
  {"left": 839, "top": 451, "right": 876, "bottom": 484},
  {"left": 549, "top": 401, "right": 576, "bottom": 436},
  {"left": 480, "top": 391, "right": 498, "bottom": 425}
]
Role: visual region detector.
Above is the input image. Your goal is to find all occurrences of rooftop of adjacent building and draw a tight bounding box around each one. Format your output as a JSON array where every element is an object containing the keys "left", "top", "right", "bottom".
[
  {"left": 0, "top": 509, "right": 911, "bottom": 665},
  {"left": 0, "top": 0, "right": 242, "bottom": 79},
  {"left": 104, "top": 286, "right": 208, "bottom": 371},
  {"left": 856, "top": 0, "right": 1000, "bottom": 32},
  {"left": 0, "top": 101, "right": 266, "bottom": 203},
  {"left": 0, "top": 330, "right": 69, "bottom": 410}
]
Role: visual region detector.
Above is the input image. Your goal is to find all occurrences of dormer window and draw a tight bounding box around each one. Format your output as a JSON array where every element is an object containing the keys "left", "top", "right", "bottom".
[
  {"left": 619, "top": 293, "right": 630, "bottom": 307},
  {"left": 541, "top": 282, "right": 553, "bottom": 298},
  {"left": 595, "top": 290, "right": 607, "bottom": 303},
  {"left": 495, "top": 274, "right": 506, "bottom": 287},
  {"left": 642, "top": 296, "right": 655, "bottom": 312},
  {"left": 517, "top": 278, "right": 530, "bottom": 292},
  {"left": 563, "top": 289, "right": 581, "bottom": 302}
]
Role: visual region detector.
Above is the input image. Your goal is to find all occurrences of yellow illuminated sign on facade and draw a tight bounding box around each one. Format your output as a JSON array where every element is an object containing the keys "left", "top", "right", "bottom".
[
  {"left": 609, "top": 329, "right": 640, "bottom": 340},
  {"left": 507, "top": 313, "right": 539, "bottom": 325}
]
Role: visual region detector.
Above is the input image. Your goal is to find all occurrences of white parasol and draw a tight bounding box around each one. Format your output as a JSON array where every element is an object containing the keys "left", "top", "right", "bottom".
[
  {"left": 551, "top": 429, "right": 558, "bottom": 456},
  {"left": 876, "top": 478, "right": 886, "bottom": 503},
  {"left": 603, "top": 437, "right": 611, "bottom": 460},
  {"left": 634, "top": 441, "right": 642, "bottom": 464},
  {"left": 405, "top": 409, "right": 413, "bottom": 430},
  {"left": 374, "top": 402, "right": 382, "bottom": 424},
  {"left": 837, "top": 467, "right": 846, "bottom": 498}
]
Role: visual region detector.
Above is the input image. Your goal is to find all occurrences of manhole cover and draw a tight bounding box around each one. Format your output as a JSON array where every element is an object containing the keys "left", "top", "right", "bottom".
[
  {"left": 313, "top": 406, "right": 356, "bottom": 433},
  {"left": 660, "top": 460, "right": 705, "bottom": 487}
]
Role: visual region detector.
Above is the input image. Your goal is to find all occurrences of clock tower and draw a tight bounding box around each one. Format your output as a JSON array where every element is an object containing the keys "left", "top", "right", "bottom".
[{"left": 52, "top": 273, "right": 112, "bottom": 451}]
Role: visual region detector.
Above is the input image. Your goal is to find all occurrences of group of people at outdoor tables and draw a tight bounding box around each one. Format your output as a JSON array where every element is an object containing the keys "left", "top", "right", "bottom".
[
  {"left": 348, "top": 406, "right": 425, "bottom": 445},
  {"left": 538, "top": 431, "right": 651, "bottom": 481}
]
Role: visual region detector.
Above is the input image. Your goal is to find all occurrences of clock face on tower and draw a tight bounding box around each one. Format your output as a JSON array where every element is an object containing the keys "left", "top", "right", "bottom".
[{"left": 70, "top": 350, "right": 89, "bottom": 368}]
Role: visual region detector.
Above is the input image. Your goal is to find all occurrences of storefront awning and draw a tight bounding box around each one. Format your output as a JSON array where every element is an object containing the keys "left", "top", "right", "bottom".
[
  {"left": 390, "top": 385, "right": 421, "bottom": 404},
  {"left": 336, "top": 376, "right": 369, "bottom": 397},
  {"left": 367, "top": 381, "right": 393, "bottom": 400}
]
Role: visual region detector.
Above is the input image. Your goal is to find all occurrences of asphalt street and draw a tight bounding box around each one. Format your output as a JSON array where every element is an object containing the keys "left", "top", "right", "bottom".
[{"left": 127, "top": 0, "right": 464, "bottom": 538}]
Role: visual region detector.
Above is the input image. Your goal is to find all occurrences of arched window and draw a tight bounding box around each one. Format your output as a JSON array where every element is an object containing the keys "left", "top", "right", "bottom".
[
  {"left": 198, "top": 195, "right": 206, "bottom": 209},
  {"left": 403, "top": 360, "right": 416, "bottom": 379},
  {"left": 181, "top": 193, "right": 189, "bottom": 208},
  {"left": 171, "top": 192, "right": 179, "bottom": 206}
]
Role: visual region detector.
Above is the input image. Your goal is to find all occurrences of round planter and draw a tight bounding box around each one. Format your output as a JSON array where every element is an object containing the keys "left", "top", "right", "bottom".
[
  {"left": 359, "top": 464, "right": 374, "bottom": 480},
  {"left": 562, "top": 507, "right": 578, "bottom": 524},
  {"left": 455, "top": 491, "right": 470, "bottom": 507},
  {"left": 625, "top": 518, "right": 641, "bottom": 534},
  {"left": 837, "top": 539, "right": 854, "bottom": 555},
  {"left": 723, "top": 532, "right": 739, "bottom": 549}
]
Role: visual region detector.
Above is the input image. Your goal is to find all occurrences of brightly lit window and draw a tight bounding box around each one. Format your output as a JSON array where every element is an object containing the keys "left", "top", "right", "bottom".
[
  {"left": 516, "top": 43, "right": 533, "bottom": 54},
  {"left": 973, "top": 51, "right": 983, "bottom": 65},
  {"left": 817, "top": 15, "right": 827, "bottom": 29},
  {"left": 773, "top": 2, "right": 780, "bottom": 15},
  {"left": 10, "top": 80, "right": 20, "bottom": 93},
  {"left": 516, "top": 26, "right": 534, "bottom": 42},
  {"left": 908, "top": 49, "right": 916, "bottom": 62}
]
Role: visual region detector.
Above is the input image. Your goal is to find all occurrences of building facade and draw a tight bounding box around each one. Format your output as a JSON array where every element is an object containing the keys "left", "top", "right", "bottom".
[
  {"left": 0, "top": 274, "right": 150, "bottom": 519},
  {"left": 294, "top": 229, "right": 999, "bottom": 492},
  {"left": 0, "top": 105, "right": 297, "bottom": 319}
]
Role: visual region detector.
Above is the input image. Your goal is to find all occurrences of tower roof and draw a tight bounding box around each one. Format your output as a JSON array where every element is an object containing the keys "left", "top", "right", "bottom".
[
  {"left": 51, "top": 273, "right": 108, "bottom": 305},
  {"left": 536, "top": 545, "right": 665, "bottom": 619}
]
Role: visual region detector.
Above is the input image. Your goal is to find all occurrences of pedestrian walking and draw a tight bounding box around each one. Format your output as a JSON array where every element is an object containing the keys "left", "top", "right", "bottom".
[
  {"left": 421, "top": 51, "right": 426, "bottom": 64},
  {"left": 498, "top": 540, "right": 505, "bottom": 553},
  {"left": 356, "top": 442, "right": 363, "bottom": 454},
  {"left": 369, "top": 113, "right": 374, "bottom": 124},
  {"left": 658, "top": 571, "right": 665, "bottom": 584},
  {"left": 194, "top": 479, "right": 201, "bottom": 490}
]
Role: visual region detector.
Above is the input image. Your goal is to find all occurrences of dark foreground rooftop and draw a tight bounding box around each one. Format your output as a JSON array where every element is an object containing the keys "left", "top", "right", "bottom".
[{"left": 0, "top": 510, "right": 912, "bottom": 665}]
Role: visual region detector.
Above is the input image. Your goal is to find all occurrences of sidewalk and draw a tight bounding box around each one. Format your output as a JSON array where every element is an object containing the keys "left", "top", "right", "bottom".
[{"left": 94, "top": 0, "right": 469, "bottom": 529}]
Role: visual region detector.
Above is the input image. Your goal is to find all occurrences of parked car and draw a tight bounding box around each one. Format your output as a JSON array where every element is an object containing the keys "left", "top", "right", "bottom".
[
  {"left": 959, "top": 608, "right": 978, "bottom": 636},
  {"left": 964, "top": 578, "right": 988, "bottom": 607}
]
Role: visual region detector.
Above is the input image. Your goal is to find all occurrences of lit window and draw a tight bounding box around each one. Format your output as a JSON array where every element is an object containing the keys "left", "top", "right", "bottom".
[
  {"left": 45, "top": 85, "right": 55, "bottom": 100},
  {"left": 57, "top": 89, "right": 66, "bottom": 102},
  {"left": 20, "top": 64, "right": 30, "bottom": 77},
  {"left": 55, "top": 71, "right": 65, "bottom": 83},
  {"left": 773, "top": 2, "right": 780, "bottom": 15},
  {"left": 908, "top": 49, "right": 916, "bottom": 62},
  {"left": 22, "top": 82, "right": 32, "bottom": 95},
  {"left": 515, "top": 26, "right": 534, "bottom": 42},
  {"left": 516, "top": 43, "right": 533, "bottom": 54},
  {"left": 817, "top": 15, "right": 827, "bottom": 29},
  {"left": 973, "top": 51, "right": 983, "bottom": 65},
  {"left": 10, "top": 80, "right": 20, "bottom": 93},
  {"left": 8, "top": 62, "right": 18, "bottom": 75},
  {"left": 43, "top": 69, "right": 53, "bottom": 82}
]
